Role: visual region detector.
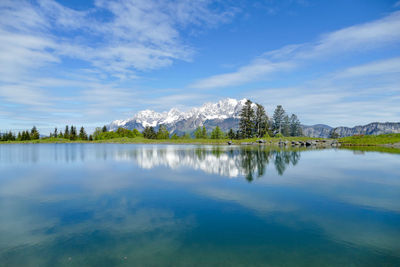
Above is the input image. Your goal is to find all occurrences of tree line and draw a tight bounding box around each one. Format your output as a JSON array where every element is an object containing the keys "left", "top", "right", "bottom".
[
  {"left": 235, "top": 100, "right": 302, "bottom": 139},
  {"left": 1, "top": 100, "right": 302, "bottom": 142}
]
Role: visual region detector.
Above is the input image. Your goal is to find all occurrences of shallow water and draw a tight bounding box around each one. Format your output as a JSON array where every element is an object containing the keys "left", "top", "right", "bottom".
[{"left": 0, "top": 144, "right": 399, "bottom": 266}]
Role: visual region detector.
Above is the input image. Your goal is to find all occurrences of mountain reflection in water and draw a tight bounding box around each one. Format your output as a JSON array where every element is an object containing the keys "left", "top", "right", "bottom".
[{"left": 120, "top": 146, "right": 301, "bottom": 181}]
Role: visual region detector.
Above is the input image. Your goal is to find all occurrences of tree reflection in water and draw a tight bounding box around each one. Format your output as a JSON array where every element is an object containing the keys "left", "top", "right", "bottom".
[{"left": 130, "top": 146, "right": 302, "bottom": 181}]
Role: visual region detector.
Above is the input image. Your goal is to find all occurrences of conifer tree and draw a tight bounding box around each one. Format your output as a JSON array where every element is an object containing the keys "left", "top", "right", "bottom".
[
  {"left": 272, "top": 105, "right": 286, "bottom": 135},
  {"left": 289, "top": 114, "right": 302, "bottom": 136},
  {"left": 255, "top": 103, "right": 268, "bottom": 138},
  {"left": 194, "top": 127, "right": 202, "bottom": 139},
  {"left": 64, "top": 126, "right": 70, "bottom": 139},
  {"left": 210, "top": 126, "right": 224, "bottom": 139},
  {"left": 70, "top": 126, "right": 77, "bottom": 140},
  {"left": 30, "top": 126, "right": 40, "bottom": 140},
  {"left": 239, "top": 100, "right": 255, "bottom": 138},
  {"left": 143, "top": 126, "right": 156, "bottom": 139},
  {"left": 228, "top": 129, "right": 235, "bottom": 139},
  {"left": 282, "top": 115, "right": 290, "bottom": 137},
  {"left": 79, "top": 127, "right": 88, "bottom": 140},
  {"left": 201, "top": 126, "right": 207, "bottom": 139},
  {"left": 156, "top": 125, "right": 169, "bottom": 139},
  {"left": 102, "top": 125, "right": 107, "bottom": 132},
  {"left": 54, "top": 128, "right": 58, "bottom": 138}
]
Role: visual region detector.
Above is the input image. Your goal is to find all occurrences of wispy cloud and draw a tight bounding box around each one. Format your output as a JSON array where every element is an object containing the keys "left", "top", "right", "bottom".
[{"left": 191, "top": 11, "right": 400, "bottom": 89}]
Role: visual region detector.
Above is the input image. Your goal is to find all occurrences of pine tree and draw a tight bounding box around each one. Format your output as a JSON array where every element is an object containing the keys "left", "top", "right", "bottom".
[
  {"left": 194, "top": 127, "right": 202, "bottom": 139},
  {"left": 201, "top": 126, "right": 207, "bottom": 139},
  {"left": 289, "top": 114, "right": 302, "bottom": 136},
  {"left": 156, "top": 125, "right": 169, "bottom": 139},
  {"left": 64, "top": 126, "right": 70, "bottom": 139},
  {"left": 210, "top": 126, "right": 224, "bottom": 139},
  {"left": 228, "top": 129, "right": 235, "bottom": 139},
  {"left": 79, "top": 127, "right": 88, "bottom": 140},
  {"left": 54, "top": 128, "right": 58, "bottom": 138},
  {"left": 239, "top": 100, "right": 255, "bottom": 138},
  {"left": 272, "top": 105, "right": 286, "bottom": 135},
  {"left": 102, "top": 125, "right": 107, "bottom": 132},
  {"left": 143, "top": 126, "right": 156, "bottom": 139},
  {"left": 282, "top": 115, "right": 290, "bottom": 137},
  {"left": 255, "top": 103, "right": 268, "bottom": 138},
  {"left": 30, "top": 126, "right": 40, "bottom": 140},
  {"left": 70, "top": 126, "right": 77, "bottom": 140}
]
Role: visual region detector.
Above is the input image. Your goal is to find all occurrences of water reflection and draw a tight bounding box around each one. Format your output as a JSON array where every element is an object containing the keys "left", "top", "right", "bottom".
[
  {"left": 0, "top": 144, "right": 400, "bottom": 266},
  {"left": 129, "top": 146, "right": 301, "bottom": 180}
]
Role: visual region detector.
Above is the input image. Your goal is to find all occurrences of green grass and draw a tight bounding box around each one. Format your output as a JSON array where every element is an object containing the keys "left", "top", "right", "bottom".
[
  {"left": 1, "top": 136, "right": 324, "bottom": 145},
  {"left": 339, "top": 133, "right": 400, "bottom": 146}
]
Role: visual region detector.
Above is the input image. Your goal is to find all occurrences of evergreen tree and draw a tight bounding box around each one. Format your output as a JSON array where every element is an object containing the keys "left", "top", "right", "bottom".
[
  {"left": 255, "top": 103, "right": 269, "bottom": 138},
  {"left": 143, "top": 126, "right": 156, "bottom": 139},
  {"left": 329, "top": 130, "right": 339, "bottom": 139},
  {"left": 30, "top": 126, "right": 40, "bottom": 140},
  {"left": 194, "top": 127, "right": 203, "bottom": 139},
  {"left": 64, "top": 125, "right": 70, "bottom": 139},
  {"left": 89, "top": 135, "right": 93, "bottom": 141},
  {"left": 239, "top": 100, "right": 255, "bottom": 138},
  {"left": 289, "top": 114, "right": 302, "bottom": 136},
  {"left": 282, "top": 115, "right": 290, "bottom": 137},
  {"left": 272, "top": 105, "right": 286, "bottom": 135},
  {"left": 17, "top": 132, "right": 21, "bottom": 141},
  {"left": 102, "top": 125, "right": 107, "bottom": 132},
  {"left": 79, "top": 127, "right": 88, "bottom": 140},
  {"left": 201, "top": 126, "right": 207, "bottom": 138},
  {"left": 156, "top": 125, "right": 169, "bottom": 139},
  {"left": 54, "top": 127, "right": 58, "bottom": 138},
  {"left": 210, "top": 126, "right": 224, "bottom": 139},
  {"left": 70, "top": 126, "right": 77, "bottom": 140},
  {"left": 228, "top": 128, "right": 235, "bottom": 139},
  {"left": 58, "top": 131, "right": 63, "bottom": 138}
]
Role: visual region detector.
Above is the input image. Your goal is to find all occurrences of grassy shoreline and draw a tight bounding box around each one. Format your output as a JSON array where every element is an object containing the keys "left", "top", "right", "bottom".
[{"left": 1, "top": 133, "right": 400, "bottom": 148}]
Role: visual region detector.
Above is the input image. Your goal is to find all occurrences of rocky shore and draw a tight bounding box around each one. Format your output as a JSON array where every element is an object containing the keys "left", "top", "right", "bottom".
[{"left": 234, "top": 139, "right": 340, "bottom": 148}]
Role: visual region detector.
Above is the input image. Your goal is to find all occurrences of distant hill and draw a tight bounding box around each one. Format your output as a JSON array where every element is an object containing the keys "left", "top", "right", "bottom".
[{"left": 302, "top": 122, "right": 400, "bottom": 138}]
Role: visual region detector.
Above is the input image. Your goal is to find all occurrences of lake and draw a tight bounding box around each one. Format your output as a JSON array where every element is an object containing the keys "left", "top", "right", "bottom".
[{"left": 0, "top": 144, "right": 399, "bottom": 266}]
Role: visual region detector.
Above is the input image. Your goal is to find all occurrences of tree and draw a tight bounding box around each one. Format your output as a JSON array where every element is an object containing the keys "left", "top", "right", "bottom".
[
  {"left": 194, "top": 127, "right": 202, "bottom": 139},
  {"left": 30, "top": 126, "right": 40, "bottom": 140},
  {"left": 156, "top": 125, "right": 169, "bottom": 139},
  {"left": 272, "top": 105, "right": 286, "bottom": 135},
  {"left": 89, "top": 135, "right": 93, "bottom": 141},
  {"left": 210, "top": 126, "right": 224, "bottom": 139},
  {"left": 64, "top": 126, "right": 70, "bottom": 139},
  {"left": 143, "top": 126, "right": 156, "bottom": 139},
  {"left": 329, "top": 130, "right": 339, "bottom": 139},
  {"left": 289, "top": 114, "right": 302, "bottom": 136},
  {"left": 202, "top": 126, "right": 207, "bottom": 139},
  {"left": 255, "top": 103, "right": 269, "bottom": 138},
  {"left": 70, "top": 126, "right": 77, "bottom": 140},
  {"left": 53, "top": 128, "right": 58, "bottom": 138},
  {"left": 228, "top": 128, "right": 235, "bottom": 139},
  {"left": 239, "top": 100, "right": 255, "bottom": 138},
  {"left": 282, "top": 115, "right": 290, "bottom": 137},
  {"left": 79, "top": 127, "right": 88, "bottom": 140},
  {"left": 102, "top": 125, "right": 107, "bottom": 132}
]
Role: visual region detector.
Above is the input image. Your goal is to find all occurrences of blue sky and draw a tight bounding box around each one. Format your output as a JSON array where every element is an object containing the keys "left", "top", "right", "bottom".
[{"left": 1, "top": 0, "right": 400, "bottom": 133}]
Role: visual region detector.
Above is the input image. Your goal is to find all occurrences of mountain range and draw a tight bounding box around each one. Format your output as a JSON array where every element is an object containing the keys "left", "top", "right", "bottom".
[{"left": 109, "top": 98, "right": 400, "bottom": 138}]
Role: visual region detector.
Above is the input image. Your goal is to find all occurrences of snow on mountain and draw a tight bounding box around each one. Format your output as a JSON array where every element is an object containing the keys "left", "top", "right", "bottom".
[{"left": 108, "top": 98, "right": 248, "bottom": 133}]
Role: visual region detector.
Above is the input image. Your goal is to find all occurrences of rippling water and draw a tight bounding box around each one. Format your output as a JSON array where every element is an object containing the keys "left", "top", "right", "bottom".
[{"left": 0, "top": 144, "right": 399, "bottom": 266}]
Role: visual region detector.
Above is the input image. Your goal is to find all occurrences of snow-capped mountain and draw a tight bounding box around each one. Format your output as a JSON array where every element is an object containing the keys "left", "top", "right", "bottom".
[{"left": 109, "top": 98, "right": 248, "bottom": 134}]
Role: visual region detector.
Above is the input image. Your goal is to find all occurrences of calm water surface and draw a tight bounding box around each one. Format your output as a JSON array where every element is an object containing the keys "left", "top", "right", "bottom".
[{"left": 0, "top": 144, "right": 399, "bottom": 266}]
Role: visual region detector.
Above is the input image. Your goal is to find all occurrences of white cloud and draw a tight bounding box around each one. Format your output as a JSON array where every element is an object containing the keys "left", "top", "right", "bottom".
[{"left": 191, "top": 11, "right": 400, "bottom": 89}]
